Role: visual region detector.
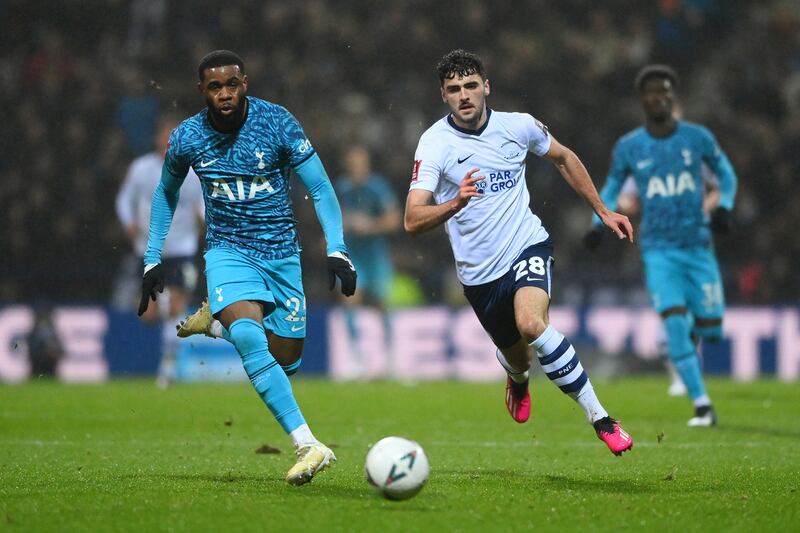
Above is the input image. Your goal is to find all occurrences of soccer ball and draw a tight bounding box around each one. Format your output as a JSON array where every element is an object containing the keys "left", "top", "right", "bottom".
[{"left": 364, "top": 436, "right": 429, "bottom": 500}]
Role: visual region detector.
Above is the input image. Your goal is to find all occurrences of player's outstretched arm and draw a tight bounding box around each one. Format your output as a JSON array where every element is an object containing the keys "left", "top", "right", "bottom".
[
  {"left": 544, "top": 138, "right": 633, "bottom": 243},
  {"left": 294, "top": 154, "right": 357, "bottom": 296},
  {"left": 138, "top": 165, "right": 185, "bottom": 315},
  {"left": 584, "top": 143, "right": 629, "bottom": 251},
  {"left": 404, "top": 168, "right": 484, "bottom": 234},
  {"left": 294, "top": 154, "right": 346, "bottom": 253}
]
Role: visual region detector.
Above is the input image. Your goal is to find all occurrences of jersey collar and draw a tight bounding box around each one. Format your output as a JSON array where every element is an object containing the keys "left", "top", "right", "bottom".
[{"left": 447, "top": 108, "right": 492, "bottom": 136}]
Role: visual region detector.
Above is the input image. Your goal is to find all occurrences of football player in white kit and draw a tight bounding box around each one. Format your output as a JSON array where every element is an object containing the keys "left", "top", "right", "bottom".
[
  {"left": 116, "top": 115, "right": 204, "bottom": 387},
  {"left": 405, "top": 49, "right": 635, "bottom": 455}
]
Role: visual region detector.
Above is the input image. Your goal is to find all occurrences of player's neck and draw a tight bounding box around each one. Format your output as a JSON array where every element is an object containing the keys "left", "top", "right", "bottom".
[
  {"left": 208, "top": 98, "right": 249, "bottom": 133},
  {"left": 449, "top": 107, "right": 490, "bottom": 133},
  {"left": 645, "top": 117, "right": 677, "bottom": 138},
  {"left": 452, "top": 109, "right": 488, "bottom": 131}
]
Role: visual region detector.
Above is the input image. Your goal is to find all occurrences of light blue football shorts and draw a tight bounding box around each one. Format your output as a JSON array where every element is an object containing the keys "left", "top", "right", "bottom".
[
  {"left": 642, "top": 246, "right": 725, "bottom": 320},
  {"left": 204, "top": 246, "right": 307, "bottom": 338}
]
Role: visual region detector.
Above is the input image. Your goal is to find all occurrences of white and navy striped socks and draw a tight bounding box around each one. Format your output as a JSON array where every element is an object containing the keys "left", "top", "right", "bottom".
[{"left": 531, "top": 325, "right": 608, "bottom": 423}]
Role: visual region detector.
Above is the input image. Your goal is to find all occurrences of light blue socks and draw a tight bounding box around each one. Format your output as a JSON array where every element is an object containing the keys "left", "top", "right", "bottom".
[
  {"left": 227, "top": 318, "right": 305, "bottom": 433},
  {"left": 664, "top": 314, "right": 710, "bottom": 405}
]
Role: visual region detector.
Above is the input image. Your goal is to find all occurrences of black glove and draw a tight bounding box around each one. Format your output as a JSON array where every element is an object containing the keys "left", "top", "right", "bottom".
[
  {"left": 583, "top": 227, "right": 604, "bottom": 252},
  {"left": 327, "top": 252, "right": 357, "bottom": 296},
  {"left": 710, "top": 207, "right": 732, "bottom": 235},
  {"left": 138, "top": 264, "right": 165, "bottom": 316}
]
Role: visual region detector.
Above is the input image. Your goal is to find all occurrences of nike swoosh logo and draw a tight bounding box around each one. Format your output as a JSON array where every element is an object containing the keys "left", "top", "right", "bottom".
[
  {"left": 290, "top": 324, "right": 306, "bottom": 332},
  {"left": 526, "top": 277, "right": 544, "bottom": 282},
  {"left": 457, "top": 154, "right": 474, "bottom": 164},
  {"left": 636, "top": 159, "right": 653, "bottom": 169},
  {"left": 200, "top": 158, "right": 219, "bottom": 168}
]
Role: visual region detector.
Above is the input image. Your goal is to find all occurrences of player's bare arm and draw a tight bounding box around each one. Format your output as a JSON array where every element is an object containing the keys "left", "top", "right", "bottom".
[
  {"left": 703, "top": 184, "right": 721, "bottom": 214},
  {"left": 544, "top": 138, "right": 634, "bottom": 243},
  {"left": 404, "top": 168, "right": 484, "bottom": 234}
]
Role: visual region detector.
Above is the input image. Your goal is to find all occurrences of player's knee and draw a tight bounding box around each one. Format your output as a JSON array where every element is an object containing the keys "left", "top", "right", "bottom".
[
  {"left": 273, "top": 349, "right": 301, "bottom": 365},
  {"left": 660, "top": 306, "right": 687, "bottom": 319},
  {"left": 516, "top": 316, "right": 548, "bottom": 343},
  {"left": 268, "top": 335, "right": 304, "bottom": 368},
  {"left": 694, "top": 322, "right": 723, "bottom": 343},
  {"left": 281, "top": 358, "right": 303, "bottom": 376}
]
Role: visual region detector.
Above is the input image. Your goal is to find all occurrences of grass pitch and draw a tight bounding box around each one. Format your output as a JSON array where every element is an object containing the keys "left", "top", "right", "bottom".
[{"left": 1, "top": 377, "right": 798, "bottom": 532}]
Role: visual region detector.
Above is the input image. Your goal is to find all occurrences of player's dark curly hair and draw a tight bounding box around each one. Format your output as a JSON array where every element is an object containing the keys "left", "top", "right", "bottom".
[
  {"left": 634, "top": 64, "right": 679, "bottom": 93},
  {"left": 436, "top": 49, "right": 486, "bottom": 86},
  {"left": 198, "top": 50, "right": 245, "bottom": 81}
]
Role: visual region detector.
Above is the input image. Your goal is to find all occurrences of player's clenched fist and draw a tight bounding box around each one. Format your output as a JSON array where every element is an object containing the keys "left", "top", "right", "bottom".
[
  {"left": 327, "top": 251, "right": 357, "bottom": 296},
  {"left": 138, "top": 263, "right": 165, "bottom": 316},
  {"left": 710, "top": 207, "right": 732, "bottom": 235}
]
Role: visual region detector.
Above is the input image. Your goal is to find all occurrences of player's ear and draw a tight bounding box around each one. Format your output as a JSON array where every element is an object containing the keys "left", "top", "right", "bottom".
[
  {"left": 484, "top": 79, "right": 490, "bottom": 97},
  {"left": 242, "top": 75, "right": 248, "bottom": 93},
  {"left": 440, "top": 85, "right": 447, "bottom": 103},
  {"left": 197, "top": 80, "right": 204, "bottom": 94}
]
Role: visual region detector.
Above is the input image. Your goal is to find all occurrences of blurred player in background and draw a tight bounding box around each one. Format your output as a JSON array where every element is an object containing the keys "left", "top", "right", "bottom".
[
  {"left": 334, "top": 145, "right": 401, "bottom": 378},
  {"left": 584, "top": 65, "right": 737, "bottom": 427},
  {"left": 617, "top": 170, "right": 721, "bottom": 398},
  {"left": 115, "top": 115, "right": 204, "bottom": 388},
  {"left": 405, "top": 49, "right": 634, "bottom": 455},
  {"left": 139, "top": 50, "right": 356, "bottom": 485}
]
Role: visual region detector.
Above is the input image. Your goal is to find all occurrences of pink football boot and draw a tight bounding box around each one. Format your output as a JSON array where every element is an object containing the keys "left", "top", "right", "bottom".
[
  {"left": 505, "top": 376, "right": 531, "bottom": 423},
  {"left": 593, "top": 417, "right": 633, "bottom": 456}
]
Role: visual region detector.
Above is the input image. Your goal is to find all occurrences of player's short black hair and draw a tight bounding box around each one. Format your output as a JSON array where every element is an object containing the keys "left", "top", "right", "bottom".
[
  {"left": 436, "top": 49, "right": 486, "bottom": 86},
  {"left": 634, "top": 64, "right": 679, "bottom": 93},
  {"left": 198, "top": 50, "right": 245, "bottom": 81}
]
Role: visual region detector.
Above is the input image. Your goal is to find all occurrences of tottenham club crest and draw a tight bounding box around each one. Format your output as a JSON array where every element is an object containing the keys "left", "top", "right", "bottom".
[{"left": 255, "top": 149, "right": 266, "bottom": 170}]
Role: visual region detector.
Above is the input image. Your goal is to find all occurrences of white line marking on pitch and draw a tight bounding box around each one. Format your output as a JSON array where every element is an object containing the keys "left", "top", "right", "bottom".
[
  {"left": 1, "top": 439, "right": 763, "bottom": 450},
  {"left": 426, "top": 440, "right": 763, "bottom": 449}
]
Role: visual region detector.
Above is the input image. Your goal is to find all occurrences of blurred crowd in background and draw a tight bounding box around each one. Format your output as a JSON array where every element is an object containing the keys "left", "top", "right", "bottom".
[{"left": 3, "top": 0, "right": 799, "bottom": 308}]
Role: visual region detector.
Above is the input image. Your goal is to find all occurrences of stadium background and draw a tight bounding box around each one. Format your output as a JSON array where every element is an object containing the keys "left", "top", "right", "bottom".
[{"left": 2, "top": 0, "right": 799, "bottom": 381}]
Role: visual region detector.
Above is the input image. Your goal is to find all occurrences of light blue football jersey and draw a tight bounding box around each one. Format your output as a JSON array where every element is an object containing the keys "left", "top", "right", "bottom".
[
  {"left": 598, "top": 121, "right": 736, "bottom": 251},
  {"left": 165, "top": 96, "right": 315, "bottom": 259}
]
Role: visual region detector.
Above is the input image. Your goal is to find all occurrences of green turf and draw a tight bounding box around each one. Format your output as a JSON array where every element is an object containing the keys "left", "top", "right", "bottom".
[{"left": 1, "top": 377, "right": 798, "bottom": 532}]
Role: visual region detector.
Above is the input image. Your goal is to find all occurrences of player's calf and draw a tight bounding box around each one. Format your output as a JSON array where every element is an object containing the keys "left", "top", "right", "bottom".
[
  {"left": 693, "top": 321, "right": 723, "bottom": 344},
  {"left": 531, "top": 325, "right": 634, "bottom": 454},
  {"left": 664, "top": 314, "right": 716, "bottom": 424}
]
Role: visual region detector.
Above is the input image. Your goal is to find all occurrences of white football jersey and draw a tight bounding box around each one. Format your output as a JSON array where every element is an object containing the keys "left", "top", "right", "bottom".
[
  {"left": 115, "top": 152, "right": 204, "bottom": 257},
  {"left": 410, "top": 110, "right": 552, "bottom": 285}
]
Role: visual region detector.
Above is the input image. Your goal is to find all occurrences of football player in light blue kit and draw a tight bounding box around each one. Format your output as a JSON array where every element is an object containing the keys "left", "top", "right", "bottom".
[
  {"left": 138, "top": 50, "right": 357, "bottom": 485},
  {"left": 334, "top": 145, "right": 401, "bottom": 378},
  {"left": 585, "top": 65, "right": 737, "bottom": 427}
]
